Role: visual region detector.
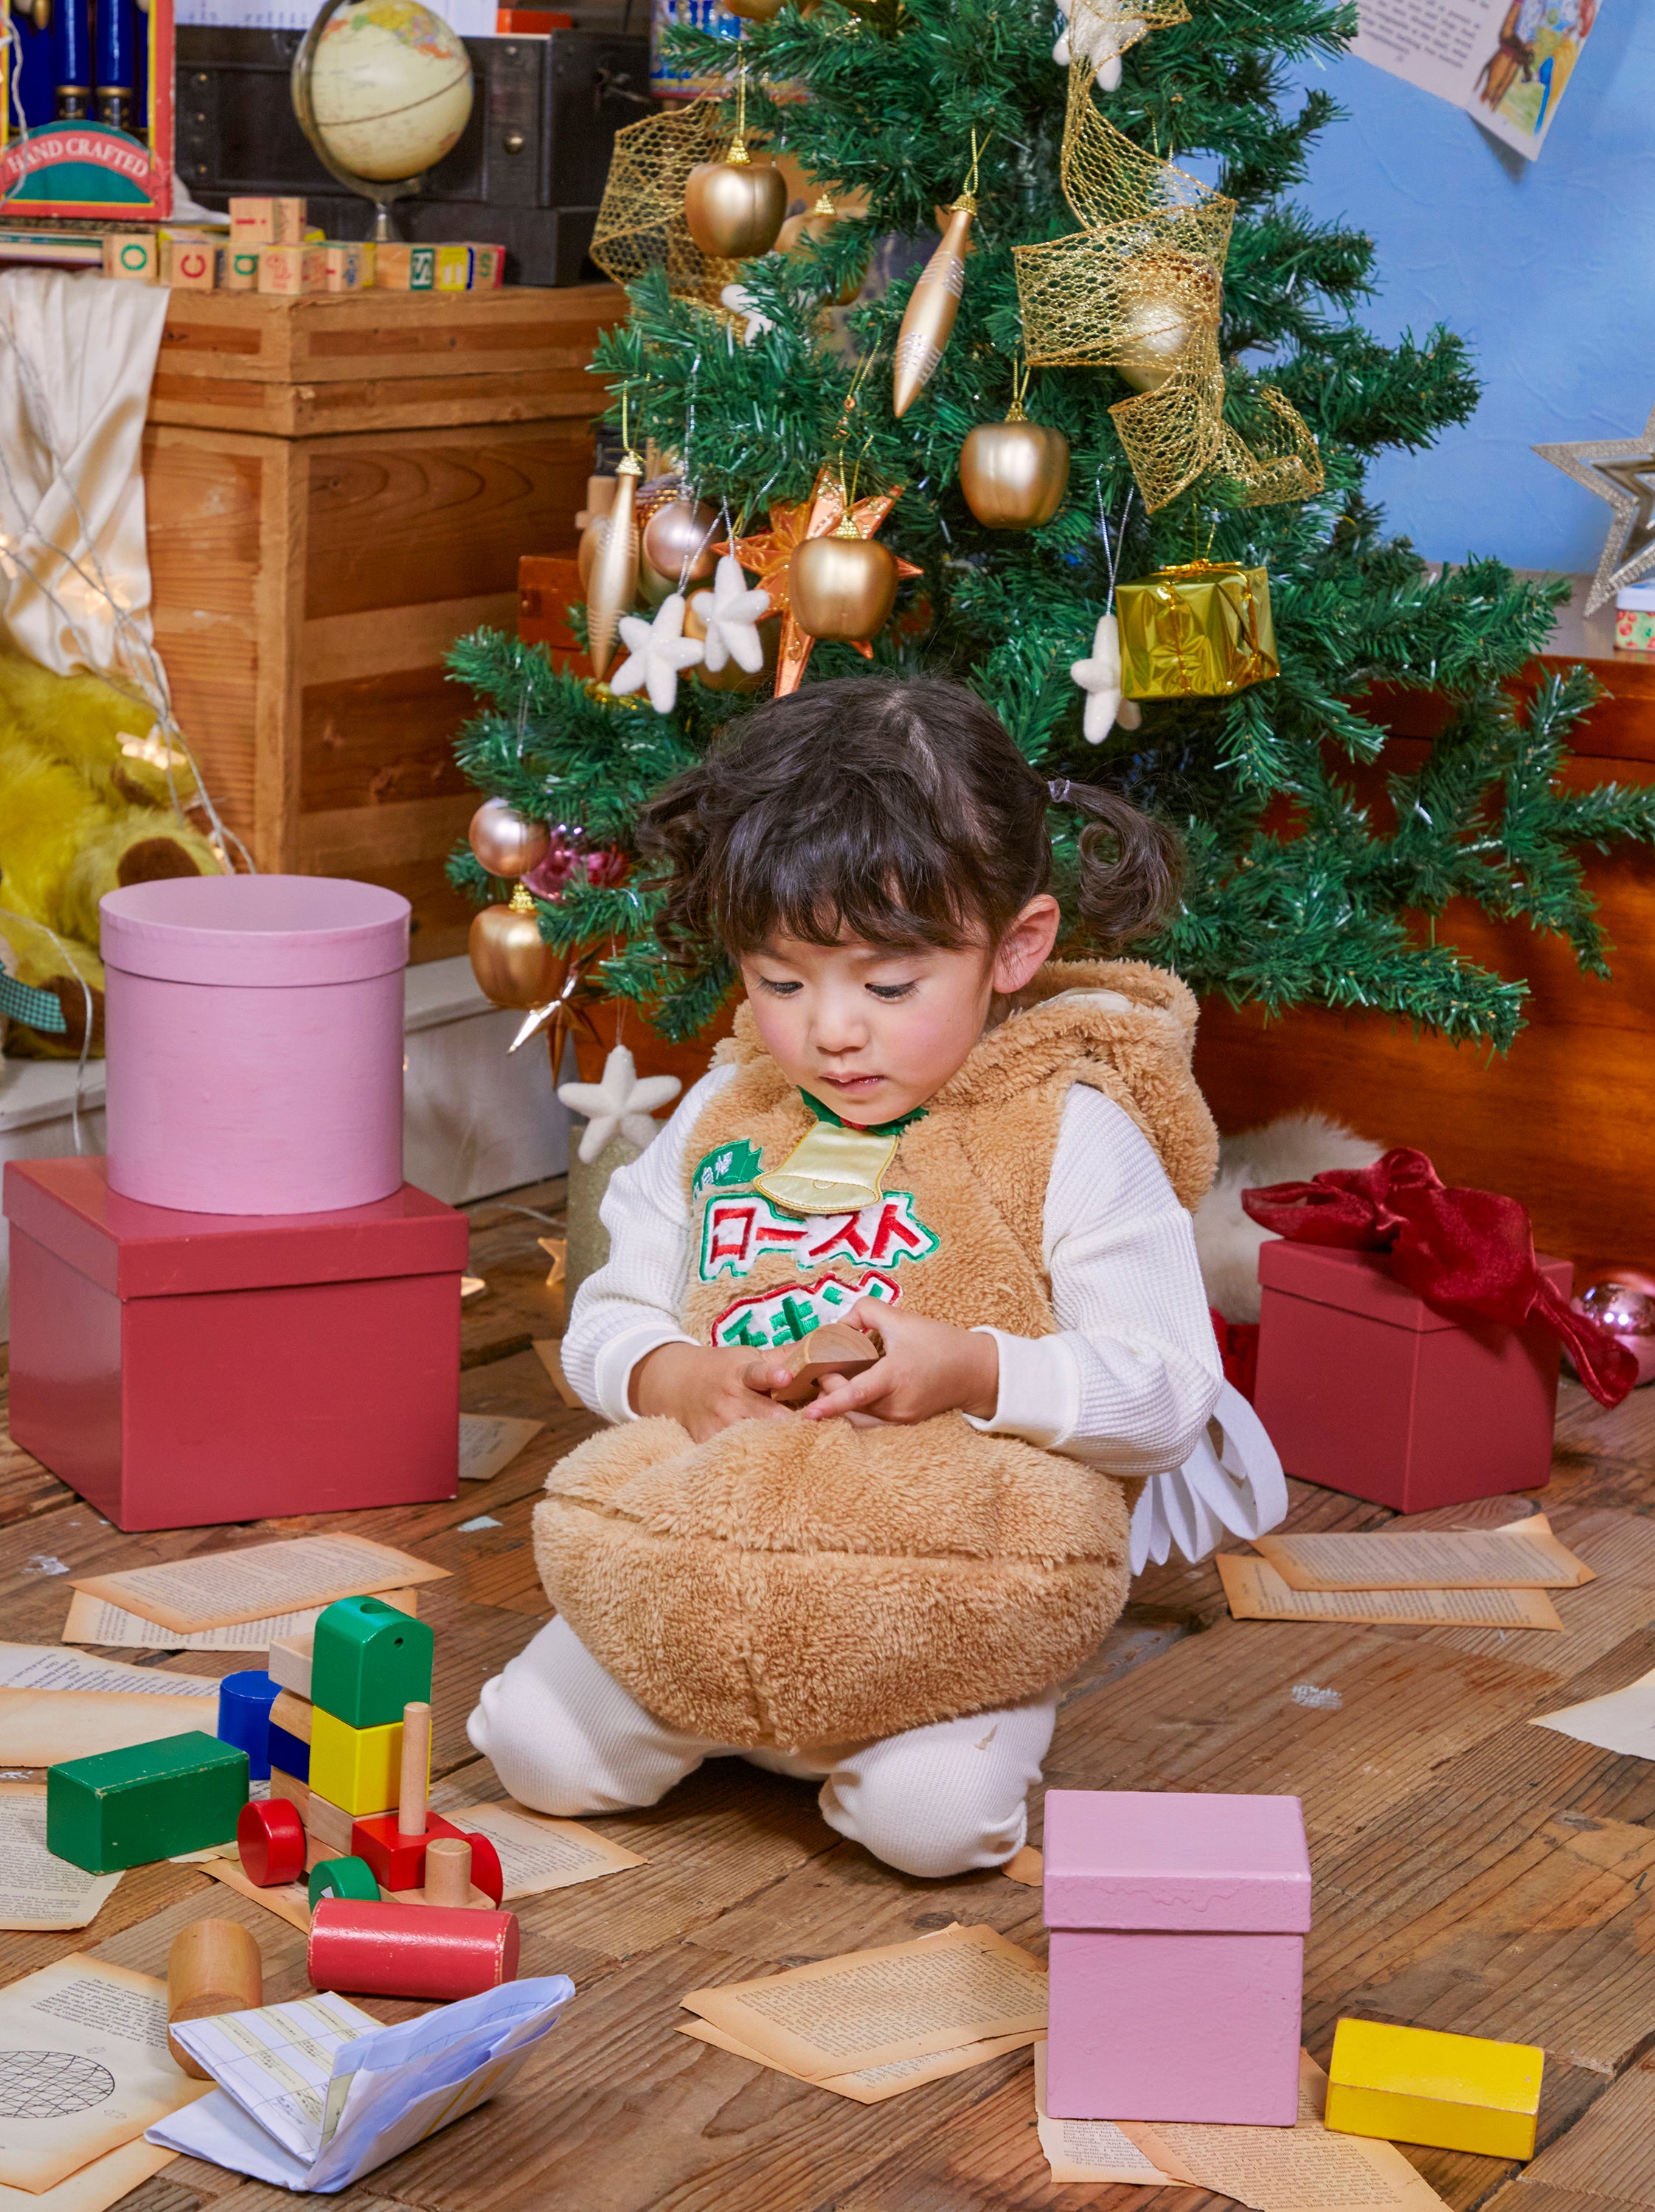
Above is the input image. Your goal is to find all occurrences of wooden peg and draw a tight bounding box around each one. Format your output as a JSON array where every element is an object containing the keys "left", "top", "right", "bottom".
[
  {"left": 766, "top": 1321, "right": 881, "bottom": 1407},
  {"left": 167, "top": 1918, "right": 262, "bottom": 2076},
  {"left": 398, "top": 1700, "right": 431, "bottom": 1837},
  {"left": 423, "top": 1836, "right": 473, "bottom": 1907}
]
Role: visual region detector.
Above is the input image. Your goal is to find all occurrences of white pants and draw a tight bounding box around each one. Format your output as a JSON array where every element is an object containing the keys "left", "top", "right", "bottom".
[{"left": 468, "top": 1615, "right": 1057, "bottom": 1881}]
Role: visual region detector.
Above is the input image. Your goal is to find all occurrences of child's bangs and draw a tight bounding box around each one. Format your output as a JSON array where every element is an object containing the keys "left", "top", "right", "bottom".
[{"left": 719, "top": 790, "right": 977, "bottom": 954}]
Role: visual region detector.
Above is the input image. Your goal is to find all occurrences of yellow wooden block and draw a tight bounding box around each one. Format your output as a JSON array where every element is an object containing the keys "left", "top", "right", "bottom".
[
  {"left": 308, "top": 1709, "right": 422, "bottom": 1817},
  {"left": 1326, "top": 2020, "right": 1543, "bottom": 2160}
]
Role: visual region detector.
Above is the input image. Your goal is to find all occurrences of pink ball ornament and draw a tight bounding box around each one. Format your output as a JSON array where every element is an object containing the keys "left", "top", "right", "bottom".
[
  {"left": 1575, "top": 1278, "right": 1655, "bottom": 1388},
  {"left": 468, "top": 798, "right": 550, "bottom": 880}
]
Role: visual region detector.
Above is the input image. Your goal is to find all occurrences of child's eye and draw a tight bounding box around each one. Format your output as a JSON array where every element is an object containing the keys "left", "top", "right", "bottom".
[
  {"left": 867, "top": 982, "right": 917, "bottom": 1001},
  {"left": 756, "top": 976, "right": 802, "bottom": 996}
]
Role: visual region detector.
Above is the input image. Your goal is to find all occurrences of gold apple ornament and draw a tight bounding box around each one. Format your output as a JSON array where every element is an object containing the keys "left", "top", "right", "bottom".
[
  {"left": 788, "top": 511, "right": 900, "bottom": 642},
  {"left": 684, "top": 63, "right": 787, "bottom": 260},
  {"left": 469, "top": 884, "right": 563, "bottom": 1009},
  {"left": 959, "top": 361, "right": 1070, "bottom": 529}
]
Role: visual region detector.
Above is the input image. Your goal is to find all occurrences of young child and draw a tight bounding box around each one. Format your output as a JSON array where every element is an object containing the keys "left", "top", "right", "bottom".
[{"left": 470, "top": 676, "right": 1256, "bottom": 1879}]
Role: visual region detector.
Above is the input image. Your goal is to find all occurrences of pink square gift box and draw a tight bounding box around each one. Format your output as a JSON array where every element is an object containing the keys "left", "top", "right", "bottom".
[
  {"left": 1044, "top": 1788, "right": 1311, "bottom": 2124},
  {"left": 1252, "top": 1240, "right": 1572, "bottom": 1511},
  {"left": 4, "top": 1158, "right": 466, "bottom": 1531}
]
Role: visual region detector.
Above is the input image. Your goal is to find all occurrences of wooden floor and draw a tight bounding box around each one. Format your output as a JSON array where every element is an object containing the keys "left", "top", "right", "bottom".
[{"left": 4, "top": 1175, "right": 1655, "bottom": 2212}]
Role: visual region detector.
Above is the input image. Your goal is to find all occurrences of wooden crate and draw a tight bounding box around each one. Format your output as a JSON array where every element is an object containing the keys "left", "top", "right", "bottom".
[{"left": 146, "top": 282, "right": 626, "bottom": 963}]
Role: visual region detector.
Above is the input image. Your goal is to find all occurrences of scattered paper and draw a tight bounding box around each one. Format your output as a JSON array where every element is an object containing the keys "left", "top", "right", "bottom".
[
  {"left": 1533, "top": 1658, "right": 1655, "bottom": 1759},
  {"left": 1002, "top": 1844, "right": 1044, "bottom": 1887},
  {"left": 534, "top": 1339, "right": 582, "bottom": 1411},
  {"left": 1352, "top": 0, "right": 1603, "bottom": 162},
  {"left": 679, "top": 2017, "right": 1042, "bottom": 2104},
  {"left": 0, "top": 1646, "right": 217, "bottom": 1695},
  {"left": 0, "top": 1785, "right": 122, "bottom": 1932},
  {"left": 1255, "top": 1514, "right": 1592, "bottom": 1592},
  {"left": 150, "top": 1978, "right": 576, "bottom": 2194},
  {"left": 451, "top": 1801, "right": 645, "bottom": 1899},
  {"left": 461, "top": 1276, "right": 487, "bottom": 1300},
  {"left": 1118, "top": 2053, "right": 1451, "bottom": 2212},
  {"left": 0, "top": 1956, "right": 210, "bottom": 2191},
  {"left": 202, "top": 1853, "right": 312, "bottom": 1933},
  {"left": 62, "top": 1588, "right": 420, "bottom": 1651},
  {"left": 72, "top": 1538, "right": 448, "bottom": 1635},
  {"left": 1033, "top": 2044, "right": 1173, "bottom": 2185},
  {"left": 458, "top": 1414, "right": 544, "bottom": 1483},
  {"left": 681, "top": 1923, "right": 1048, "bottom": 2081},
  {"left": 0, "top": 2138, "right": 176, "bottom": 2212},
  {"left": 1217, "top": 1554, "right": 1564, "bottom": 1631},
  {"left": 0, "top": 1688, "right": 219, "bottom": 1767}
]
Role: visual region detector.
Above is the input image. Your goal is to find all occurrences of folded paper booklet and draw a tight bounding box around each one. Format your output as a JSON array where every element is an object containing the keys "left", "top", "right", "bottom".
[
  {"left": 72, "top": 1538, "right": 448, "bottom": 1635},
  {"left": 0, "top": 1783, "right": 122, "bottom": 1932},
  {"left": 458, "top": 1413, "right": 544, "bottom": 1484},
  {"left": 1255, "top": 1513, "right": 1593, "bottom": 1593},
  {"left": 1533, "top": 1658, "right": 1655, "bottom": 1760},
  {"left": 1217, "top": 1554, "right": 1564, "bottom": 1632},
  {"left": 62, "top": 1588, "right": 421, "bottom": 1652},
  {"left": 148, "top": 1979, "right": 575, "bottom": 2194},
  {"left": 680, "top": 1923, "right": 1047, "bottom": 2084}
]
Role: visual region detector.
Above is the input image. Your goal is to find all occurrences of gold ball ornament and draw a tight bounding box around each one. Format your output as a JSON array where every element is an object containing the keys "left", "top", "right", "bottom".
[
  {"left": 684, "top": 144, "right": 788, "bottom": 260},
  {"left": 1113, "top": 254, "right": 1220, "bottom": 394},
  {"left": 468, "top": 796, "right": 550, "bottom": 878},
  {"left": 724, "top": 0, "right": 785, "bottom": 18},
  {"left": 959, "top": 411, "right": 1070, "bottom": 529},
  {"left": 642, "top": 498, "right": 720, "bottom": 588},
  {"left": 685, "top": 602, "right": 781, "bottom": 691},
  {"left": 788, "top": 519, "right": 899, "bottom": 642},
  {"left": 468, "top": 885, "right": 563, "bottom": 1009}
]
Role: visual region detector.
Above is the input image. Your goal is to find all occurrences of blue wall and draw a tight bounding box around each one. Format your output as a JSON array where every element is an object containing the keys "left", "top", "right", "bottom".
[{"left": 1280, "top": 13, "right": 1654, "bottom": 572}]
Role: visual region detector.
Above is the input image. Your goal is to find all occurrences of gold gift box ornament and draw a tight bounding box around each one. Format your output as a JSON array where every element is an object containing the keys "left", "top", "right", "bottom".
[{"left": 1117, "top": 560, "right": 1279, "bottom": 700}]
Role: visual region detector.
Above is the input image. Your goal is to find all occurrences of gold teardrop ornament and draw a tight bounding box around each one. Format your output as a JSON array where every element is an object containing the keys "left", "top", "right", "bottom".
[
  {"left": 585, "top": 452, "right": 641, "bottom": 680},
  {"left": 892, "top": 194, "right": 974, "bottom": 419}
]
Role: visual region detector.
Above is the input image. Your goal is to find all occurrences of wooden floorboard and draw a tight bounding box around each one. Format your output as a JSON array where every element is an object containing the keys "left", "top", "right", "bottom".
[{"left": 1, "top": 1181, "right": 1654, "bottom": 2212}]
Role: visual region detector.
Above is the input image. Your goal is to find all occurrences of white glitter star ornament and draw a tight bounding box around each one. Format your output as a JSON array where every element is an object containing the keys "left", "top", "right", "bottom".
[
  {"left": 608, "top": 592, "right": 704, "bottom": 714},
  {"left": 690, "top": 555, "right": 771, "bottom": 675},
  {"left": 1070, "top": 611, "right": 1143, "bottom": 743},
  {"left": 1535, "top": 403, "right": 1655, "bottom": 614},
  {"left": 558, "top": 1044, "right": 682, "bottom": 1164}
]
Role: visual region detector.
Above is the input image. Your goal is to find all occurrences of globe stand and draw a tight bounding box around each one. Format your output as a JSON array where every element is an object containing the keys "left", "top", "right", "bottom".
[{"left": 291, "top": 0, "right": 449, "bottom": 243}]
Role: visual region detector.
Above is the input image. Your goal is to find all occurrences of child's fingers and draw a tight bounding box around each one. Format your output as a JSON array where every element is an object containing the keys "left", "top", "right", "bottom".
[
  {"left": 740, "top": 1355, "right": 795, "bottom": 1395},
  {"left": 802, "top": 1362, "right": 889, "bottom": 1421}
]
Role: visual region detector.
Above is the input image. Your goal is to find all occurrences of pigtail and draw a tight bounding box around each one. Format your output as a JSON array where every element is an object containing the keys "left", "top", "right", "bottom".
[
  {"left": 637, "top": 756, "right": 723, "bottom": 966},
  {"left": 1049, "top": 779, "right": 1184, "bottom": 951}
]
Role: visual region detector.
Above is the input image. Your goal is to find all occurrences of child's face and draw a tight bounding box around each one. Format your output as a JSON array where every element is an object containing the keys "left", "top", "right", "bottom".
[{"left": 740, "top": 896, "right": 1061, "bottom": 1124}]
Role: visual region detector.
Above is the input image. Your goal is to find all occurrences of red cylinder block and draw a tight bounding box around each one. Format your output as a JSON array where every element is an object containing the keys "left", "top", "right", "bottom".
[
  {"left": 308, "top": 1899, "right": 520, "bottom": 2000},
  {"left": 237, "top": 1798, "right": 306, "bottom": 1887}
]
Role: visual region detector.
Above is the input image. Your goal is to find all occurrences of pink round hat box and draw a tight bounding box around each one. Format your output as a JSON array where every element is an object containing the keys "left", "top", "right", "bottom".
[{"left": 100, "top": 875, "right": 409, "bottom": 1216}]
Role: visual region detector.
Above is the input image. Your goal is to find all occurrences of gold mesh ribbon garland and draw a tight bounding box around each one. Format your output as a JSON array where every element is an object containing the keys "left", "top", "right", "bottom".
[
  {"left": 590, "top": 97, "right": 741, "bottom": 303},
  {"left": 1013, "top": 1, "right": 1323, "bottom": 514}
]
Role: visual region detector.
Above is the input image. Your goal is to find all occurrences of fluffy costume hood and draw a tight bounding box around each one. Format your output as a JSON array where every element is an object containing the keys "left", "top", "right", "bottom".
[{"left": 534, "top": 958, "right": 1215, "bottom": 1750}]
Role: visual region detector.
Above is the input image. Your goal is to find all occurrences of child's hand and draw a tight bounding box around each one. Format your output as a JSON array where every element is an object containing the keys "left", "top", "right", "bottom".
[
  {"left": 801, "top": 1298, "right": 998, "bottom": 1427},
  {"left": 631, "top": 1342, "right": 794, "bottom": 1443}
]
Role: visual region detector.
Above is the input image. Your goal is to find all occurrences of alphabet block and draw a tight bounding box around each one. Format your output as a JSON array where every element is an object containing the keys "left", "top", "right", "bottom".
[
  {"left": 221, "top": 243, "right": 262, "bottom": 291},
  {"left": 47, "top": 1732, "right": 247, "bottom": 1873},
  {"left": 1325, "top": 2020, "right": 1544, "bottom": 2160},
  {"left": 229, "top": 195, "right": 305, "bottom": 245},
  {"left": 311, "top": 1596, "right": 433, "bottom": 1728},
  {"left": 103, "top": 232, "right": 158, "bottom": 283}
]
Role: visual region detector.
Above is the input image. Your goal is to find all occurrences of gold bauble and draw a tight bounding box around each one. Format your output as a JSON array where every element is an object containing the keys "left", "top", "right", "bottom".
[
  {"left": 642, "top": 498, "right": 719, "bottom": 587},
  {"left": 788, "top": 526, "right": 898, "bottom": 642},
  {"left": 893, "top": 195, "right": 974, "bottom": 418},
  {"left": 468, "top": 888, "right": 563, "bottom": 1009},
  {"left": 685, "top": 602, "right": 781, "bottom": 691},
  {"left": 1114, "top": 254, "right": 1219, "bottom": 394},
  {"left": 685, "top": 147, "right": 788, "bottom": 260},
  {"left": 778, "top": 192, "right": 867, "bottom": 305},
  {"left": 725, "top": 0, "right": 785, "bottom": 18},
  {"left": 958, "top": 414, "right": 1071, "bottom": 529},
  {"left": 586, "top": 453, "right": 641, "bottom": 680},
  {"left": 468, "top": 796, "right": 551, "bottom": 878}
]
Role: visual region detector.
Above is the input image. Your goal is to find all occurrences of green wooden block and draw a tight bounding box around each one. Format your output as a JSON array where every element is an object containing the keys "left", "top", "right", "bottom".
[
  {"left": 310, "top": 1597, "right": 434, "bottom": 1728},
  {"left": 46, "top": 1731, "right": 249, "bottom": 1873}
]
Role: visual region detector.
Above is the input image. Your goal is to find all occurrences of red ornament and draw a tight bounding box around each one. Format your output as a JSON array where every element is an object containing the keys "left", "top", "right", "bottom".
[
  {"left": 237, "top": 1798, "right": 305, "bottom": 1888},
  {"left": 524, "top": 835, "right": 628, "bottom": 902}
]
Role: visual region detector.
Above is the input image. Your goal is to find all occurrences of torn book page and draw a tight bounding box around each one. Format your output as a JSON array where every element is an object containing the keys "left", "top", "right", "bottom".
[
  {"left": 0, "top": 1686, "right": 219, "bottom": 1767},
  {"left": 62, "top": 1588, "right": 420, "bottom": 1652},
  {"left": 458, "top": 1414, "right": 544, "bottom": 1483},
  {"left": 1533, "top": 1658, "right": 1655, "bottom": 1759},
  {"left": 0, "top": 2137, "right": 176, "bottom": 2212},
  {"left": 202, "top": 1853, "right": 312, "bottom": 1933},
  {"left": 1033, "top": 2043, "right": 1173, "bottom": 2184},
  {"left": 0, "top": 1784, "right": 122, "bottom": 1932},
  {"left": 450, "top": 1801, "right": 644, "bottom": 1900},
  {"left": 1255, "top": 1515, "right": 1592, "bottom": 1592},
  {"left": 680, "top": 1922, "right": 1048, "bottom": 2081},
  {"left": 72, "top": 1539, "right": 447, "bottom": 1635},
  {"left": 1217, "top": 1554, "right": 1564, "bottom": 1631},
  {"left": 679, "top": 2017, "right": 1041, "bottom": 2104},
  {"left": 0, "top": 1645, "right": 218, "bottom": 1695}
]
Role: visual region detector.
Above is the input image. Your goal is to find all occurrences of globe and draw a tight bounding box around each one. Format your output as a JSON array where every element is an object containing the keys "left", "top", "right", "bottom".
[{"left": 299, "top": 0, "right": 474, "bottom": 187}]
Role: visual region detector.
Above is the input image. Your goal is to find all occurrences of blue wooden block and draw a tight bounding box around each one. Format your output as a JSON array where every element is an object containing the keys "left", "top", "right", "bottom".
[
  {"left": 217, "top": 1670, "right": 280, "bottom": 1781},
  {"left": 267, "top": 1720, "right": 310, "bottom": 1782}
]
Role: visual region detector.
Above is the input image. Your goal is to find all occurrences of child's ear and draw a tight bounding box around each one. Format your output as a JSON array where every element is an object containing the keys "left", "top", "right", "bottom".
[{"left": 992, "top": 896, "right": 1061, "bottom": 994}]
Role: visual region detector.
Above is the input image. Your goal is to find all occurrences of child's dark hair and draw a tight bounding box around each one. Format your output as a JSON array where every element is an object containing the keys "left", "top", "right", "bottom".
[{"left": 641, "top": 676, "right": 1182, "bottom": 964}]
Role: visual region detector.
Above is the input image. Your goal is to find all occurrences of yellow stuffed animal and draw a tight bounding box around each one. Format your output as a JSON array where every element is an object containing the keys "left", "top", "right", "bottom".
[{"left": 0, "top": 653, "right": 222, "bottom": 1054}]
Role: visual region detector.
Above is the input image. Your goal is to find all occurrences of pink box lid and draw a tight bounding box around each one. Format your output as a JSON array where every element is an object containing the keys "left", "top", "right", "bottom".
[
  {"left": 1043, "top": 1790, "right": 1311, "bottom": 1933},
  {"left": 100, "top": 876, "right": 409, "bottom": 988},
  {"left": 3, "top": 1158, "right": 467, "bottom": 1298},
  {"left": 1257, "top": 1239, "right": 1572, "bottom": 1334}
]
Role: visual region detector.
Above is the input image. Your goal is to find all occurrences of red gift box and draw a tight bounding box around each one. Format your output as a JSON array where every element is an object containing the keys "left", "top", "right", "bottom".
[
  {"left": 4, "top": 1158, "right": 467, "bottom": 1531},
  {"left": 1252, "top": 1239, "right": 1573, "bottom": 1512}
]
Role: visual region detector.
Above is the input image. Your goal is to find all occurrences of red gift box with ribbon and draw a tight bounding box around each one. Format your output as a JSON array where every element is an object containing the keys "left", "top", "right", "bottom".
[{"left": 1244, "top": 1149, "right": 1633, "bottom": 1512}]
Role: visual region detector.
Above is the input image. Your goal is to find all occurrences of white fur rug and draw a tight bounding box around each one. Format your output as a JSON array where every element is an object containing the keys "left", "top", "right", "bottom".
[{"left": 1196, "top": 1111, "right": 1384, "bottom": 1323}]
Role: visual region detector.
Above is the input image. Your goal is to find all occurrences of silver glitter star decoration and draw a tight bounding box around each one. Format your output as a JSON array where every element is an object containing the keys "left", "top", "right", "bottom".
[{"left": 1534, "top": 404, "right": 1655, "bottom": 615}]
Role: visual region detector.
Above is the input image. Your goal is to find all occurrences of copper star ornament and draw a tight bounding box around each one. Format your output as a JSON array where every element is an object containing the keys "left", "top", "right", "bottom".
[
  {"left": 722, "top": 467, "right": 921, "bottom": 694},
  {"left": 1535, "top": 405, "right": 1655, "bottom": 615}
]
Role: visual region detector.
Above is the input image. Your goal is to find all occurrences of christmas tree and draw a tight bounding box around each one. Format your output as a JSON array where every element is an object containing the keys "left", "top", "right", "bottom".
[{"left": 448, "top": 0, "right": 1655, "bottom": 1051}]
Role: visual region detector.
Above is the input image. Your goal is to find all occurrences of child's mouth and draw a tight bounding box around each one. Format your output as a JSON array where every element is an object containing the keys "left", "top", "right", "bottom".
[{"left": 822, "top": 1072, "right": 884, "bottom": 1094}]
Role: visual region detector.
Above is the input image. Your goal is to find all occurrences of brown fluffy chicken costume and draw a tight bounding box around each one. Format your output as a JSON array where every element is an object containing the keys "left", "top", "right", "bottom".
[{"left": 533, "top": 960, "right": 1217, "bottom": 1751}]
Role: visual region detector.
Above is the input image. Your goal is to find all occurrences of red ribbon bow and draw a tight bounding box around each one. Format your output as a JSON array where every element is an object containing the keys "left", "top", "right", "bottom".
[{"left": 1241, "top": 1147, "right": 1635, "bottom": 1408}]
